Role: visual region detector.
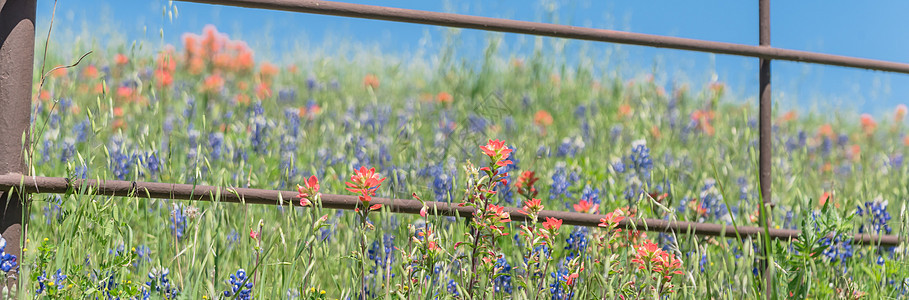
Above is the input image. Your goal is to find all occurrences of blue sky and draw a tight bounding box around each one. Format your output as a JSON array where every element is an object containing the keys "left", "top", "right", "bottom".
[{"left": 37, "top": 0, "right": 909, "bottom": 116}]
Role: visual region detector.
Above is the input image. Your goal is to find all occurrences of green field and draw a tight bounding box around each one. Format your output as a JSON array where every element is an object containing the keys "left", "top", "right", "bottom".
[{"left": 11, "top": 24, "right": 909, "bottom": 299}]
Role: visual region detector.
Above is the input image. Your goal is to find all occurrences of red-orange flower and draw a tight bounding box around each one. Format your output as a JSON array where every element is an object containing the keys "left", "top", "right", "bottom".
[
  {"left": 486, "top": 204, "right": 511, "bottom": 223},
  {"left": 436, "top": 92, "right": 453, "bottom": 104},
  {"left": 817, "top": 124, "right": 835, "bottom": 139},
  {"left": 618, "top": 104, "right": 632, "bottom": 118},
  {"left": 563, "top": 273, "right": 579, "bottom": 286},
  {"left": 479, "top": 139, "right": 513, "bottom": 167},
  {"left": 363, "top": 74, "right": 380, "bottom": 89},
  {"left": 542, "top": 217, "right": 562, "bottom": 231},
  {"left": 573, "top": 199, "right": 599, "bottom": 214},
  {"left": 652, "top": 251, "right": 685, "bottom": 280},
  {"left": 203, "top": 74, "right": 224, "bottom": 93},
  {"left": 114, "top": 53, "right": 129, "bottom": 66},
  {"left": 345, "top": 166, "right": 386, "bottom": 203},
  {"left": 255, "top": 82, "right": 272, "bottom": 99},
  {"left": 515, "top": 170, "right": 539, "bottom": 198},
  {"left": 896, "top": 104, "right": 908, "bottom": 122},
  {"left": 534, "top": 110, "right": 553, "bottom": 126},
  {"left": 297, "top": 175, "right": 320, "bottom": 207},
  {"left": 861, "top": 113, "right": 877, "bottom": 133},
  {"left": 598, "top": 208, "right": 625, "bottom": 229},
  {"left": 259, "top": 62, "right": 279, "bottom": 82},
  {"left": 517, "top": 198, "right": 543, "bottom": 216},
  {"left": 778, "top": 110, "right": 797, "bottom": 123},
  {"left": 631, "top": 241, "right": 662, "bottom": 270},
  {"left": 116, "top": 86, "right": 135, "bottom": 100}
]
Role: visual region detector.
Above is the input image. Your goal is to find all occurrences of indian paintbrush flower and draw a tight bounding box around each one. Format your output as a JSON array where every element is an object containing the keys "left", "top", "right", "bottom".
[{"left": 297, "top": 175, "right": 321, "bottom": 207}]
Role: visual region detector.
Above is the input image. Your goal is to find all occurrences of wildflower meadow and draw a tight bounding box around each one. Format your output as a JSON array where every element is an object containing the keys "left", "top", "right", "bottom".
[{"left": 10, "top": 20, "right": 909, "bottom": 299}]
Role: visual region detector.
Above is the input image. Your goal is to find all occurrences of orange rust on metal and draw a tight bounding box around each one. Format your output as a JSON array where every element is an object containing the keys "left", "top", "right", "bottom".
[
  {"left": 177, "top": 0, "right": 909, "bottom": 74},
  {"left": 0, "top": 174, "right": 903, "bottom": 246}
]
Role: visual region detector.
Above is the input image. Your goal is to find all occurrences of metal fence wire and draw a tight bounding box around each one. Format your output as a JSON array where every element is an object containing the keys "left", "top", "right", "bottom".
[{"left": 1, "top": 0, "right": 908, "bottom": 297}]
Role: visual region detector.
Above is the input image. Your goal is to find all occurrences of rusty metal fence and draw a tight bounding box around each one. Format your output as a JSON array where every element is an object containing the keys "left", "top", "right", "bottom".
[{"left": 1, "top": 0, "right": 908, "bottom": 296}]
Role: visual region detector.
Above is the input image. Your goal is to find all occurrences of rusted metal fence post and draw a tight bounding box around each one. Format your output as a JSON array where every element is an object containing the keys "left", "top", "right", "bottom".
[
  {"left": 0, "top": 0, "right": 36, "bottom": 296},
  {"left": 758, "top": 0, "right": 773, "bottom": 298}
]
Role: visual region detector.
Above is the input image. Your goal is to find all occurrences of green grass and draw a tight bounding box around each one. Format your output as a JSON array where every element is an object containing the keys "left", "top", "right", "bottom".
[{"left": 14, "top": 25, "right": 909, "bottom": 299}]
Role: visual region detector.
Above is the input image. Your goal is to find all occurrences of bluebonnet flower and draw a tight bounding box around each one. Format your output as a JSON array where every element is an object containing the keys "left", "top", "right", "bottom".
[
  {"left": 549, "top": 163, "right": 578, "bottom": 202},
  {"left": 628, "top": 140, "right": 653, "bottom": 178},
  {"left": 564, "top": 227, "right": 589, "bottom": 261},
  {"left": 856, "top": 197, "right": 893, "bottom": 235},
  {"left": 72, "top": 117, "right": 91, "bottom": 143},
  {"left": 820, "top": 137, "right": 833, "bottom": 156},
  {"left": 420, "top": 158, "right": 456, "bottom": 202},
  {"left": 284, "top": 107, "right": 301, "bottom": 137},
  {"left": 609, "top": 125, "right": 623, "bottom": 139},
  {"left": 278, "top": 88, "right": 297, "bottom": 102},
  {"left": 467, "top": 114, "right": 488, "bottom": 133},
  {"left": 284, "top": 288, "right": 301, "bottom": 299},
  {"left": 0, "top": 237, "right": 16, "bottom": 273},
  {"left": 574, "top": 104, "right": 587, "bottom": 118},
  {"left": 223, "top": 269, "right": 253, "bottom": 300},
  {"left": 783, "top": 209, "right": 795, "bottom": 230},
  {"left": 493, "top": 256, "right": 513, "bottom": 294},
  {"left": 109, "top": 135, "right": 135, "bottom": 181},
  {"left": 365, "top": 105, "right": 391, "bottom": 133},
  {"left": 611, "top": 159, "right": 626, "bottom": 173},
  {"left": 820, "top": 233, "right": 853, "bottom": 265},
  {"left": 59, "top": 137, "right": 76, "bottom": 163},
  {"left": 251, "top": 115, "right": 269, "bottom": 154},
  {"left": 135, "top": 245, "right": 151, "bottom": 266},
  {"left": 209, "top": 132, "right": 224, "bottom": 161},
  {"left": 306, "top": 77, "right": 318, "bottom": 90},
  {"left": 183, "top": 95, "right": 196, "bottom": 120},
  {"left": 109, "top": 244, "right": 126, "bottom": 257},
  {"left": 367, "top": 234, "right": 395, "bottom": 280},
  {"left": 145, "top": 268, "right": 179, "bottom": 298},
  {"left": 36, "top": 271, "right": 48, "bottom": 294},
  {"left": 48, "top": 113, "right": 61, "bottom": 130},
  {"left": 658, "top": 232, "right": 676, "bottom": 251},
  {"left": 170, "top": 203, "right": 187, "bottom": 241},
  {"left": 43, "top": 195, "right": 64, "bottom": 225},
  {"left": 556, "top": 136, "right": 585, "bottom": 158},
  {"left": 186, "top": 129, "right": 201, "bottom": 162},
  {"left": 447, "top": 279, "right": 459, "bottom": 296},
  {"left": 696, "top": 179, "right": 729, "bottom": 223},
  {"left": 503, "top": 116, "right": 516, "bottom": 132},
  {"left": 737, "top": 177, "right": 750, "bottom": 202},
  {"left": 537, "top": 145, "right": 550, "bottom": 158},
  {"left": 549, "top": 267, "right": 572, "bottom": 300},
  {"left": 891, "top": 154, "right": 904, "bottom": 169},
  {"left": 579, "top": 185, "right": 600, "bottom": 206},
  {"left": 145, "top": 151, "right": 161, "bottom": 179},
  {"left": 227, "top": 230, "right": 241, "bottom": 250},
  {"left": 837, "top": 134, "right": 849, "bottom": 147}
]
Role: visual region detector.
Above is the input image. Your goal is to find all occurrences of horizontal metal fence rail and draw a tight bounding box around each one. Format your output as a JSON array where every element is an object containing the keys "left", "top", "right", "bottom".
[
  {"left": 181, "top": 0, "right": 909, "bottom": 74},
  {"left": 1, "top": 174, "right": 902, "bottom": 246}
]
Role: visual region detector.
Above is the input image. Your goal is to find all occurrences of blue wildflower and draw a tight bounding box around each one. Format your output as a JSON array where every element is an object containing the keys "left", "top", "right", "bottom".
[
  {"left": 856, "top": 198, "right": 893, "bottom": 235},
  {"left": 170, "top": 203, "right": 187, "bottom": 241},
  {"left": 493, "top": 256, "right": 513, "bottom": 294},
  {"left": 223, "top": 269, "right": 253, "bottom": 300}
]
